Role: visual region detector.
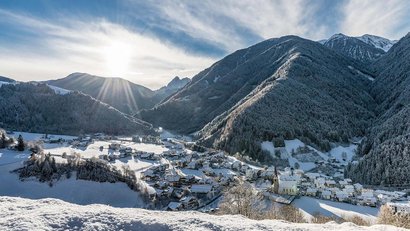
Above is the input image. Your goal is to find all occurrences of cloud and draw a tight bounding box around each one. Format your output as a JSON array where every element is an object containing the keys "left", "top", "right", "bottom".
[
  {"left": 0, "top": 9, "right": 215, "bottom": 89},
  {"left": 132, "top": 0, "right": 333, "bottom": 53},
  {"left": 341, "top": 0, "right": 410, "bottom": 39}
]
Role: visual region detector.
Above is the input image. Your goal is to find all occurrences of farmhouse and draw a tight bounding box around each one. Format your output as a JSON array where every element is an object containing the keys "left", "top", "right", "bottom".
[{"left": 387, "top": 202, "right": 410, "bottom": 214}]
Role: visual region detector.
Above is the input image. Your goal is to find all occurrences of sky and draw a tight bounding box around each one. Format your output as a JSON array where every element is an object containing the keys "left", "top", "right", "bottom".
[{"left": 0, "top": 0, "right": 409, "bottom": 89}]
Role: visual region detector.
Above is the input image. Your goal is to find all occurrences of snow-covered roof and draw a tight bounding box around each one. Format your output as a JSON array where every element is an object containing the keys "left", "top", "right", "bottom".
[
  {"left": 307, "top": 188, "right": 317, "bottom": 193},
  {"left": 167, "top": 202, "right": 182, "bottom": 210},
  {"left": 190, "top": 184, "right": 212, "bottom": 193},
  {"left": 322, "top": 190, "right": 332, "bottom": 196}
]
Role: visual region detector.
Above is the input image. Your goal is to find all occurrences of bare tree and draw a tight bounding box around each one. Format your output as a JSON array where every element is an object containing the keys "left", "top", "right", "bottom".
[
  {"left": 378, "top": 204, "right": 410, "bottom": 229},
  {"left": 219, "top": 182, "right": 260, "bottom": 219}
]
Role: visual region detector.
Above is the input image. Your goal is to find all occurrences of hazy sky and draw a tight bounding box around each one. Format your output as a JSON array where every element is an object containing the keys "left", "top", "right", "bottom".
[{"left": 0, "top": 0, "right": 409, "bottom": 89}]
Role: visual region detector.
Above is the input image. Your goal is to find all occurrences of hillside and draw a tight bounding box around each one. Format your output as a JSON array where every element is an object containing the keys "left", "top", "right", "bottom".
[
  {"left": 48, "top": 73, "right": 188, "bottom": 114},
  {"left": 154, "top": 76, "right": 190, "bottom": 104},
  {"left": 0, "top": 82, "right": 154, "bottom": 135},
  {"left": 141, "top": 36, "right": 375, "bottom": 160},
  {"left": 322, "top": 34, "right": 385, "bottom": 64},
  {"left": 141, "top": 36, "right": 375, "bottom": 135},
  {"left": 197, "top": 36, "right": 376, "bottom": 161},
  {"left": 346, "top": 33, "right": 410, "bottom": 185},
  {"left": 0, "top": 76, "right": 15, "bottom": 83},
  {"left": 0, "top": 196, "right": 404, "bottom": 231}
]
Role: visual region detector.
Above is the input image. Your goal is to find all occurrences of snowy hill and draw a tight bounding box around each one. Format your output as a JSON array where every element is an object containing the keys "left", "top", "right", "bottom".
[{"left": 0, "top": 196, "right": 404, "bottom": 231}]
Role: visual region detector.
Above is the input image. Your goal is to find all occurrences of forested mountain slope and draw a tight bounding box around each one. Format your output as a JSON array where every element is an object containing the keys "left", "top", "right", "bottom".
[
  {"left": 49, "top": 73, "right": 189, "bottom": 115},
  {"left": 140, "top": 36, "right": 375, "bottom": 135},
  {"left": 0, "top": 82, "right": 154, "bottom": 135},
  {"left": 346, "top": 33, "right": 410, "bottom": 185},
  {"left": 196, "top": 36, "right": 376, "bottom": 161}
]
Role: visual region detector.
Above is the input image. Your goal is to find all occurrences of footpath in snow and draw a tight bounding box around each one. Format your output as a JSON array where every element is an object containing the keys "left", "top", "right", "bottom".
[{"left": 0, "top": 196, "right": 405, "bottom": 231}]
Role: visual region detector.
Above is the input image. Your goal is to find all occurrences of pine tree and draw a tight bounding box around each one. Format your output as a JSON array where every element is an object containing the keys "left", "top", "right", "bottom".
[
  {"left": 0, "top": 132, "right": 6, "bottom": 149},
  {"left": 17, "top": 135, "right": 25, "bottom": 151}
]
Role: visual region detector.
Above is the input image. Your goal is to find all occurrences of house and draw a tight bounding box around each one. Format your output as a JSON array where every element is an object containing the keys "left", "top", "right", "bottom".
[
  {"left": 165, "top": 174, "right": 181, "bottom": 183},
  {"left": 358, "top": 190, "right": 377, "bottom": 207},
  {"left": 306, "top": 188, "right": 318, "bottom": 197},
  {"left": 180, "top": 196, "right": 199, "bottom": 209},
  {"left": 325, "top": 180, "right": 336, "bottom": 187},
  {"left": 141, "top": 169, "right": 158, "bottom": 181},
  {"left": 278, "top": 174, "right": 299, "bottom": 195},
  {"left": 387, "top": 202, "right": 410, "bottom": 215},
  {"left": 353, "top": 183, "right": 363, "bottom": 192},
  {"left": 167, "top": 202, "right": 183, "bottom": 211},
  {"left": 321, "top": 190, "right": 332, "bottom": 200},
  {"left": 344, "top": 185, "right": 355, "bottom": 195},
  {"left": 305, "top": 172, "right": 320, "bottom": 181},
  {"left": 314, "top": 178, "right": 326, "bottom": 189},
  {"left": 338, "top": 180, "right": 348, "bottom": 187},
  {"left": 187, "top": 161, "right": 198, "bottom": 170},
  {"left": 191, "top": 184, "right": 213, "bottom": 194},
  {"left": 335, "top": 190, "right": 349, "bottom": 202},
  {"left": 358, "top": 196, "right": 377, "bottom": 207},
  {"left": 172, "top": 188, "right": 185, "bottom": 199}
]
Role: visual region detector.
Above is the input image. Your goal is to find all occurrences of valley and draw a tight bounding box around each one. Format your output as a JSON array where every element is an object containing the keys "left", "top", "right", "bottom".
[{"left": 0, "top": 129, "right": 408, "bottom": 225}]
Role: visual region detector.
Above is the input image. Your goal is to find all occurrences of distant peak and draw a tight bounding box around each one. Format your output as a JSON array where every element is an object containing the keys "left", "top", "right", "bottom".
[
  {"left": 171, "top": 76, "right": 181, "bottom": 81},
  {"left": 329, "top": 33, "right": 348, "bottom": 40}
]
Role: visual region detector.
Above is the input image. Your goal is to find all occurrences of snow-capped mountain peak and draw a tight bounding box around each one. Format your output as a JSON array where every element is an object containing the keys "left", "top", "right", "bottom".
[
  {"left": 320, "top": 33, "right": 397, "bottom": 52},
  {"left": 356, "top": 34, "right": 396, "bottom": 52}
]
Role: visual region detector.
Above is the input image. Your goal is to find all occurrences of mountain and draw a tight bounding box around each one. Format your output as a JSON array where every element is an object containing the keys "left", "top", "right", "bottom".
[
  {"left": 153, "top": 76, "right": 190, "bottom": 103},
  {"left": 0, "top": 82, "right": 154, "bottom": 135},
  {"left": 356, "top": 34, "right": 397, "bottom": 52},
  {"left": 322, "top": 33, "right": 385, "bottom": 64},
  {"left": 48, "top": 73, "right": 157, "bottom": 114},
  {"left": 48, "top": 73, "right": 189, "bottom": 115},
  {"left": 0, "top": 76, "right": 15, "bottom": 83},
  {"left": 141, "top": 36, "right": 376, "bottom": 161},
  {"left": 346, "top": 33, "right": 410, "bottom": 185}
]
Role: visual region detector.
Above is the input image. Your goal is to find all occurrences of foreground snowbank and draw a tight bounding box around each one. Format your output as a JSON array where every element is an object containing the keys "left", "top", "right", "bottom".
[{"left": 0, "top": 197, "right": 404, "bottom": 231}]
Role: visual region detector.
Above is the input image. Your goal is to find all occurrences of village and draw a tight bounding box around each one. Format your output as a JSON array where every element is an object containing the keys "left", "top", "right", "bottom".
[{"left": 3, "top": 130, "right": 410, "bottom": 215}]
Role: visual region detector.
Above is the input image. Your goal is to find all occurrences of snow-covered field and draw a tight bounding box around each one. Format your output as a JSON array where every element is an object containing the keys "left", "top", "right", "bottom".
[
  {"left": 0, "top": 147, "right": 144, "bottom": 208},
  {"left": 0, "top": 196, "right": 404, "bottom": 231},
  {"left": 294, "top": 196, "right": 379, "bottom": 223},
  {"left": 43, "top": 140, "right": 168, "bottom": 159},
  {"left": 10, "top": 131, "right": 77, "bottom": 142},
  {"left": 262, "top": 139, "right": 357, "bottom": 171}
]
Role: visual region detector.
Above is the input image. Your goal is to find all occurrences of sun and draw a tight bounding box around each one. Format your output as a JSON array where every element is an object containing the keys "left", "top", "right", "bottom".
[{"left": 102, "top": 41, "right": 132, "bottom": 77}]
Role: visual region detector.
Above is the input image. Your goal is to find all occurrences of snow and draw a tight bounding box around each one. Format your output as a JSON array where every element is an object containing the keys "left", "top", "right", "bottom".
[
  {"left": 261, "top": 141, "right": 275, "bottom": 154},
  {"left": 208, "top": 96, "right": 221, "bottom": 100},
  {"left": 356, "top": 34, "right": 396, "bottom": 52},
  {"left": 329, "top": 144, "right": 357, "bottom": 163},
  {"left": 262, "top": 139, "right": 358, "bottom": 172},
  {"left": 47, "top": 84, "right": 71, "bottom": 95},
  {"left": 0, "top": 149, "right": 144, "bottom": 208},
  {"left": 294, "top": 196, "right": 379, "bottom": 223},
  {"left": 0, "top": 81, "right": 12, "bottom": 87},
  {"left": 348, "top": 66, "right": 375, "bottom": 81},
  {"left": 11, "top": 131, "right": 77, "bottom": 142},
  {"left": 0, "top": 196, "right": 403, "bottom": 231},
  {"left": 160, "top": 130, "right": 193, "bottom": 142},
  {"left": 43, "top": 140, "right": 168, "bottom": 158},
  {"left": 284, "top": 139, "right": 306, "bottom": 154}
]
